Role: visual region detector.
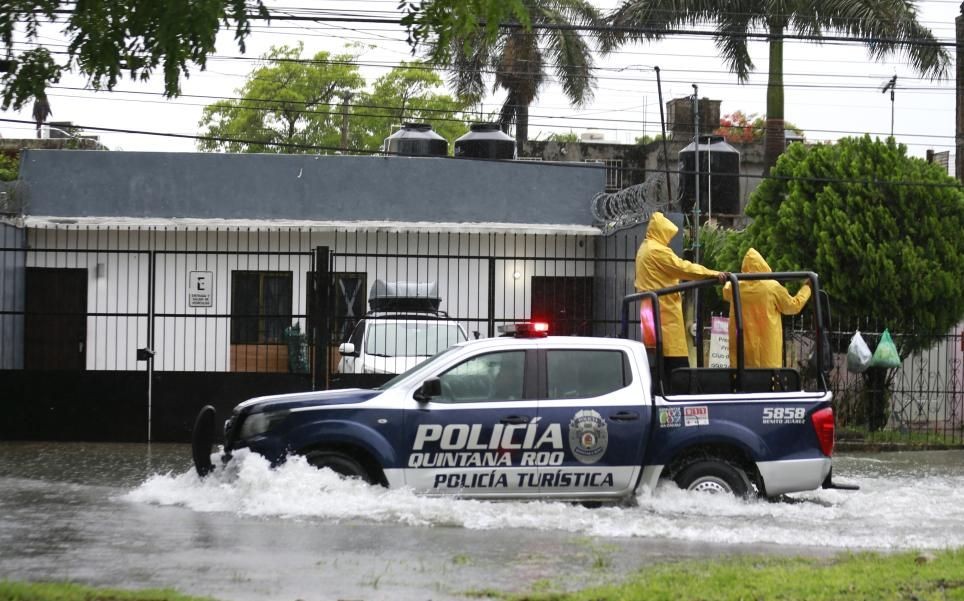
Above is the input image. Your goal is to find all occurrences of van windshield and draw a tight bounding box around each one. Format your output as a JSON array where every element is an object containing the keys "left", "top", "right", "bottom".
[
  {"left": 365, "top": 321, "right": 467, "bottom": 358},
  {"left": 375, "top": 345, "right": 461, "bottom": 390}
]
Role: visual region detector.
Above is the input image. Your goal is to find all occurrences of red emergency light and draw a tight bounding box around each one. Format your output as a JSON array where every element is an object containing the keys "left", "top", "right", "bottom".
[{"left": 499, "top": 321, "right": 550, "bottom": 338}]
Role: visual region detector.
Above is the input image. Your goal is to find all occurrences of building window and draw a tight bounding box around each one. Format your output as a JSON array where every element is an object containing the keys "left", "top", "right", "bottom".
[
  {"left": 584, "top": 159, "right": 623, "bottom": 191},
  {"left": 231, "top": 271, "right": 293, "bottom": 344}
]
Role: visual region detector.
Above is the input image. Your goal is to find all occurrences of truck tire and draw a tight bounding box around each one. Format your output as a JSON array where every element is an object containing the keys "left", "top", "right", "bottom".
[
  {"left": 675, "top": 460, "right": 752, "bottom": 497},
  {"left": 305, "top": 451, "right": 373, "bottom": 484},
  {"left": 191, "top": 405, "right": 217, "bottom": 478}
]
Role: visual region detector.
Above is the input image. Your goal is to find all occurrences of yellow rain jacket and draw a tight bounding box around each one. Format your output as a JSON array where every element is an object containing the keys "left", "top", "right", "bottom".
[
  {"left": 635, "top": 212, "right": 720, "bottom": 358},
  {"left": 722, "top": 248, "right": 812, "bottom": 369}
]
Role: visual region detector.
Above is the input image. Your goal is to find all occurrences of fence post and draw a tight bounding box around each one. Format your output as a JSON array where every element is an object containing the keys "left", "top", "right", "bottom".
[
  {"left": 147, "top": 250, "right": 155, "bottom": 442},
  {"left": 313, "top": 246, "right": 331, "bottom": 390},
  {"left": 487, "top": 258, "right": 496, "bottom": 338}
]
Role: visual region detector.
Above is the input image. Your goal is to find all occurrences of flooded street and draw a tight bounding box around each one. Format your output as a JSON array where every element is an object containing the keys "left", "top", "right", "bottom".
[{"left": 1, "top": 442, "right": 962, "bottom": 601}]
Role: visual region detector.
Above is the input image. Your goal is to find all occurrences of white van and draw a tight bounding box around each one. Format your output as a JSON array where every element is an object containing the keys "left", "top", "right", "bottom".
[
  {"left": 336, "top": 312, "right": 469, "bottom": 375},
  {"left": 336, "top": 280, "right": 469, "bottom": 375}
]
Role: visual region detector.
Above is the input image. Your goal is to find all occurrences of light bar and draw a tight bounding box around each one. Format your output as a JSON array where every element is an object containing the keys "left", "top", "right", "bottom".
[{"left": 499, "top": 322, "right": 550, "bottom": 337}]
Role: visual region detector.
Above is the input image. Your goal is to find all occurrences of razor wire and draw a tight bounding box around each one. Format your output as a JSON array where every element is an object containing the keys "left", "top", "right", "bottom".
[{"left": 591, "top": 173, "right": 675, "bottom": 233}]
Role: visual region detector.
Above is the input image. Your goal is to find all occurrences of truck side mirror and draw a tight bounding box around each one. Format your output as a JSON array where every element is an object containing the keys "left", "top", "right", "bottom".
[
  {"left": 338, "top": 342, "right": 357, "bottom": 357},
  {"left": 414, "top": 377, "right": 442, "bottom": 402}
]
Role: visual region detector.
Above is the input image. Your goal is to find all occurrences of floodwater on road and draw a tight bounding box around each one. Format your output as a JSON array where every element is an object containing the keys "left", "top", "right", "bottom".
[{"left": 1, "top": 442, "right": 962, "bottom": 601}]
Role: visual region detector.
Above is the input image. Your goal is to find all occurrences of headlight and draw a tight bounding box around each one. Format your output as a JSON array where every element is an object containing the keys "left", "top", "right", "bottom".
[{"left": 238, "top": 410, "right": 289, "bottom": 439}]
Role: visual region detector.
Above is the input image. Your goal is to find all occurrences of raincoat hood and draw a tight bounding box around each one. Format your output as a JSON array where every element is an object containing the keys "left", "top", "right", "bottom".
[
  {"left": 635, "top": 211, "right": 719, "bottom": 358},
  {"left": 645, "top": 212, "right": 678, "bottom": 246},
  {"left": 741, "top": 248, "right": 771, "bottom": 274},
  {"left": 723, "top": 248, "right": 811, "bottom": 369}
]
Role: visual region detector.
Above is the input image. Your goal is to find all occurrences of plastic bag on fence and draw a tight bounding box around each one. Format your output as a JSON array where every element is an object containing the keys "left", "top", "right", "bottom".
[
  {"left": 640, "top": 300, "right": 657, "bottom": 348},
  {"left": 846, "top": 330, "right": 872, "bottom": 373},
  {"left": 870, "top": 328, "right": 901, "bottom": 369}
]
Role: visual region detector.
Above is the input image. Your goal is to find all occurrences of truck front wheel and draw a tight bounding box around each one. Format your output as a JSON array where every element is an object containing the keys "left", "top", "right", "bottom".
[
  {"left": 305, "top": 451, "right": 373, "bottom": 484},
  {"left": 674, "top": 460, "right": 752, "bottom": 497}
]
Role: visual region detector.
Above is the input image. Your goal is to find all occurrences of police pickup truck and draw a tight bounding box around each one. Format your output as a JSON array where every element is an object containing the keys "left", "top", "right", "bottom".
[{"left": 192, "top": 272, "right": 852, "bottom": 501}]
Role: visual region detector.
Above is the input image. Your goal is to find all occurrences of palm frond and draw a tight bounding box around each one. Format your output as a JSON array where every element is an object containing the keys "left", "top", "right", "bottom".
[
  {"left": 532, "top": 1, "right": 598, "bottom": 105},
  {"left": 607, "top": 0, "right": 740, "bottom": 49},
  {"left": 800, "top": 0, "right": 949, "bottom": 79},
  {"left": 714, "top": 9, "right": 758, "bottom": 82}
]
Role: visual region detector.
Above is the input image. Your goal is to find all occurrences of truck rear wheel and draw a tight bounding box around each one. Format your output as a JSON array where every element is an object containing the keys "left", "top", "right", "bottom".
[
  {"left": 305, "top": 451, "right": 373, "bottom": 484},
  {"left": 675, "top": 460, "right": 752, "bottom": 497}
]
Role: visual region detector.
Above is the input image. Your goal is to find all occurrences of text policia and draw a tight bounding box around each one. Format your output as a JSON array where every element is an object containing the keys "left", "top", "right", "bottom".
[{"left": 409, "top": 419, "right": 565, "bottom": 468}]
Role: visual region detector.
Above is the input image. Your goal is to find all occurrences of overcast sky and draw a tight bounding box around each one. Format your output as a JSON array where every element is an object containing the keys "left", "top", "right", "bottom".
[{"left": 0, "top": 0, "right": 959, "bottom": 165}]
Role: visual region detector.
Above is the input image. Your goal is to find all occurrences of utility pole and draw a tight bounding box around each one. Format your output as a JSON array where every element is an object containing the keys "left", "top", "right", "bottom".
[
  {"left": 881, "top": 76, "right": 897, "bottom": 138},
  {"left": 957, "top": 5, "right": 964, "bottom": 181},
  {"left": 654, "top": 67, "right": 673, "bottom": 208},
  {"left": 691, "top": 85, "right": 700, "bottom": 262},
  {"left": 691, "top": 84, "right": 703, "bottom": 368},
  {"left": 339, "top": 94, "right": 352, "bottom": 151}
]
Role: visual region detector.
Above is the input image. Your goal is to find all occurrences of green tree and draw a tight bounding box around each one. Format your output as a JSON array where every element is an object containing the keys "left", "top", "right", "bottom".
[
  {"left": 740, "top": 136, "right": 964, "bottom": 429},
  {"left": 197, "top": 44, "right": 365, "bottom": 153},
  {"left": 546, "top": 131, "right": 579, "bottom": 142},
  {"left": 400, "top": 0, "right": 529, "bottom": 63},
  {"left": 353, "top": 62, "right": 471, "bottom": 151},
  {"left": 742, "top": 136, "right": 964, "bottom": 347},
  {"left": 0, "top": 153, "right": 18, "bottom": 181},
  {"left": 0, "top": 1, "right": 266, "bottom": 110},
  {"left": 606, "top": 1, "right": 949, "bottom": 173},
  {"left": 435, "top": 0, "right": 603, "bottom": 156}
]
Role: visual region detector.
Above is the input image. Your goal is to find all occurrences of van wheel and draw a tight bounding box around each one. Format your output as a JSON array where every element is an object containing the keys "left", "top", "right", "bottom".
[
  {"left": 305, "top": 451, "right": 373, "bottom": 484},
  {"left": 675, "top": 460, "right": 752, "bottom": 497}
]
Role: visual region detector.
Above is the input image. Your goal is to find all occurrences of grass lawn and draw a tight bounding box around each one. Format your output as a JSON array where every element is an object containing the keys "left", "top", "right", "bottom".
[
  {"left": 0, "top": 581, "right": 215, "bottom": 601},
  {"left": 495, "top": 549, "right": 964, "bottom": 601},
  {"left": 4, "top": 549, "right": 963, "bottom": 601}
]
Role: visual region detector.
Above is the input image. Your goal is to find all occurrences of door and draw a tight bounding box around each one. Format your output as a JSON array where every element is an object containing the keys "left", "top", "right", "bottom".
[
  {"left": 530, "top": 276, "right": 593, "bottom": 336},
  {"left": 25, "top": 267, "right": 87, "bottom": 370},
  {"left": 537, "top": 348, "right": 648, "bottom": 496},
  {"left": 403, "top": 349, "right": 543, "bottom": 497}
]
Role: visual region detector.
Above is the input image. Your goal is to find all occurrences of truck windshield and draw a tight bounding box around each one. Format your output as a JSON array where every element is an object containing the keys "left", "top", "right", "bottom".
[{"left": 365, "top": 322, "right": 467, "bottom": 358}]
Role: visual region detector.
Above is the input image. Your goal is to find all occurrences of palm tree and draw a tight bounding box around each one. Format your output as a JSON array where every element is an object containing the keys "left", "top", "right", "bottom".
[
  {"left": 606, "top": 0, "right": 949, "bottom": 173},
  {"left": 438, "top": 0, "right": 602, "bottom": 156},
  {"left": 32, "top": 95, "right": 51, "bottom": 139}
]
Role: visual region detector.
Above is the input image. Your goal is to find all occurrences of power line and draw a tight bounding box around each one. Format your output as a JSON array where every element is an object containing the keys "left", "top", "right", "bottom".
[
  {"left": 41, "top": 85, "right": 960, "bottom": 142},
  {"left": 10, "top": 39, "right": 955, "bottom": 91},
  {"left": 15, "top": 9, "right": 963, "bottom": 48}
]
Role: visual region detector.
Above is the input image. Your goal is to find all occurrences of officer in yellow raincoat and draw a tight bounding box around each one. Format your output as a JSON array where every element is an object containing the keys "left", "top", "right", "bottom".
[
  {"left": 635, "top": 212, "right": 724, "bottom": 380},
  {"left": 722, "top": 248, "right": 811, "bottom": 369}
]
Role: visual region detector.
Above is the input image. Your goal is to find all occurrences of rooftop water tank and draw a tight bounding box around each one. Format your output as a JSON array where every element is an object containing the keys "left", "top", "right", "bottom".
[
  {"left": 454, "top": 122, "right": 516, "bottom": 159},
  {"left": 383, "top": 123, "right": 448, "bottom": 157},
  {"left": 678, "top": 135, "right": 741, "bottom": 216}
]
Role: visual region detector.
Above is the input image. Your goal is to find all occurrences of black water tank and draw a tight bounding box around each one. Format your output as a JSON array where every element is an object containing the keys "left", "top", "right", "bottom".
[
  {"left": 383, "top": 123, "right": 448, "bottom": 157},
  {"left": 454, "top": 122, "right": 516, "bottom": 159},
  {"left": 678, "top": 135, "right": 741, "bottom": 215}
]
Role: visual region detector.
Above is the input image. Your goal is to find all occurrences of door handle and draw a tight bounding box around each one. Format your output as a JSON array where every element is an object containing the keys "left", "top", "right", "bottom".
[
  {"left": 609, "top": 411, "right": 639, "bottom": 422},
  {"left": 500, "top": 415, "right": 530, "bottom": 425}
]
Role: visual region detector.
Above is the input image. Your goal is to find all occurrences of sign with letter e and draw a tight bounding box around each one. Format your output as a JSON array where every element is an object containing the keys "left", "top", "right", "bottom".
[{"left": 188, "top": 271, "right": 214, "bottom": 307}]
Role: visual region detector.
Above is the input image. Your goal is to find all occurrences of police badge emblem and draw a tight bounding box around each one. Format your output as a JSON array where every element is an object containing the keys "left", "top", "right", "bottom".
[{"left": 568, "top": 409, "right": 608, "bottom": 464}]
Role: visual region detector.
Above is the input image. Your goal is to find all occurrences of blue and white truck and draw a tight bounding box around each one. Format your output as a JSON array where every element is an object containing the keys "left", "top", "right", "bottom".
[{"left": 192, "top": 272, "right": 853, "bottom": 501}]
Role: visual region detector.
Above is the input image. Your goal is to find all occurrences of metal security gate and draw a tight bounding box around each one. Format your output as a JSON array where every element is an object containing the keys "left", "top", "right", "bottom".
[{"left": 325, "top": 230, "right": 617, "bottom": 389}]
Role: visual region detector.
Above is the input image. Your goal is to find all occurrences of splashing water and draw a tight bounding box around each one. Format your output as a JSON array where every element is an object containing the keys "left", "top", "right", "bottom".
[{"left": 125, "top": 451, "right": 964, "bottom": 551}]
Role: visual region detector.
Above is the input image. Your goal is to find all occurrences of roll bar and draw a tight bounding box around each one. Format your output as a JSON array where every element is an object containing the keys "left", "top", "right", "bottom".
[{"left": 619, "top": 272, "right": 826, "bottom": 394}]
